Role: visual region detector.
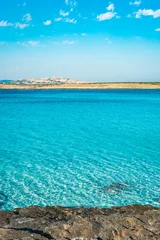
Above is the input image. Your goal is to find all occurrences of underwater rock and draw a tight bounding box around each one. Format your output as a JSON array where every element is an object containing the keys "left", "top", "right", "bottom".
[
  {"left": 0, "top": 192, "right": 8, "bottom": 208},
  {"left": 101, "top": 182, "right": 129, "bottom": 193}
]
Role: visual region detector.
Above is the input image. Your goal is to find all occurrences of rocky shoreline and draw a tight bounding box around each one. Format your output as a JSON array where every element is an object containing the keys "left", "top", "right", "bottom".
[{"left": 0, "top": 205, "right": 159, "bottom": 239}]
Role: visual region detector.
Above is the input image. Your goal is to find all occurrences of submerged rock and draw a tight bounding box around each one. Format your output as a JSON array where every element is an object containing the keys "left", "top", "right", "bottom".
[
  {"left": 0, "top": 205, "right": 159, "bottom": 239},
  {"left": 100, "top": 182, "right": 129, "bottom": 193}
]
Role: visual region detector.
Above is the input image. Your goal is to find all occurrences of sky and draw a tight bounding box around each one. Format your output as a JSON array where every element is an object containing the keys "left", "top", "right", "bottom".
[{"left": 0, "top": 0, "right": 160, "bottom": 82}]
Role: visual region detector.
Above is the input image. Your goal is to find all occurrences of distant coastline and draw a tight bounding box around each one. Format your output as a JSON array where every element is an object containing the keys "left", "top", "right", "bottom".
[{"left": 0, "top": 82, "right": 160, "bottom": 89}]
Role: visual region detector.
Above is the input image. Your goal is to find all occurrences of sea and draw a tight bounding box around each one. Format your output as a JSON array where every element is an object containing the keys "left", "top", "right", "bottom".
[{"left": 0, "top": 89, "right": 160, "bottom": 210}]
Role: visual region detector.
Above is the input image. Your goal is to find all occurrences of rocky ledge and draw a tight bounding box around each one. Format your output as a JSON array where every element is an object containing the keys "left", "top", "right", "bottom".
[{"left": 0, "top": 205, "right": 159, "bottom": 240}]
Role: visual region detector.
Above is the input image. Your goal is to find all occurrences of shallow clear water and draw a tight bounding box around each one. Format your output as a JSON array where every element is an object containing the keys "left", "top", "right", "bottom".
[{"left": 0, "top": 89, "right": 160, "bottom": 210}]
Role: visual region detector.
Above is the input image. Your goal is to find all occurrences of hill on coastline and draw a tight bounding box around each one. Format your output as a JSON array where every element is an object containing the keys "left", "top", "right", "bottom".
[{"left": 0, "top": 77, "right": 80, "bottom": 85}]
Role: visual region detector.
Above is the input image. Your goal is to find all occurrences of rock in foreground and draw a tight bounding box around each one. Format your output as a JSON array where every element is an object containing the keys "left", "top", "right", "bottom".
[{"left": 0, "top": 205, "right": 159, "bottom": 239}]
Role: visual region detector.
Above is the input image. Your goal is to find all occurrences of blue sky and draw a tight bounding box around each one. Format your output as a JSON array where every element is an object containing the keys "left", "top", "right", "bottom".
[{"left": 0, "top": 0, "right": 160, "bottom": 81}]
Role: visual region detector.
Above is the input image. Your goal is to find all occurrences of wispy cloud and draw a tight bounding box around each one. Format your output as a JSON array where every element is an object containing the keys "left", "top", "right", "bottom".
[
  {"left": 155, "top": 28, "right": 160, "bottom": 32},
  {"left": 51, "top": 40, "right": 76, "bottom": 45},
  {"left": 28, "top": 41, "right": 39, "bottom": 46},
  {"left": 17, "top": 41, "right": 39, "bottom": 47},
  {"left": 60, "top": 10, "right": 69, "bottom": 17},
  {"left": 0, "top": 20, "right": 13, "bottom": 27},
  {"left": 54, "top": 16, "right": 76, "bottom": 24},
  {"left": 63, "top": 40, "right": 75, "bottom": 44},
  {"left": 22, "top": 13, "right": 32, "bottom": 22},
  {"left": 54, "top": 18, "right": 62, "bottom": 22},
  {"left": 66, "top": 1, "right": 77, "bottom": 7},
  {"left": 130, "top": 1, "right": 141, "bottom": 6},
  {"left": 97, "top": 3, "right": 118, "bottom": 21},
  {"left": 15, "top": 22, "right": 29, "bottom": 29},
  {"left": 74, "top": 33, "right": 87, "bottom": 36},
  {"left": 64, "top": 18, "right": 77, "bottom": 23},
  {"left": 135, "top": 9, "right": 160, "bottom": 18},
  {"left": 43, "top": 20, "right": 52, "bottom": 25},
  {"left": 64, "top": 0, "right": 77, "bottom": 12},
  {"left": 23, "top": 2, "right": 26, "bottom": 7}
]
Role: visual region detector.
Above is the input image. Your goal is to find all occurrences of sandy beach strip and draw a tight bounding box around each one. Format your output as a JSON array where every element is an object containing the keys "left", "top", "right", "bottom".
[{"left": 0, "top": 82, "right": 160, "bottom": 89}]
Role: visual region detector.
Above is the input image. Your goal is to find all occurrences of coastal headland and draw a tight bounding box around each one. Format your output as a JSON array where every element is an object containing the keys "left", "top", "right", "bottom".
[
  {"left": 0, "top": 82, "right": 160, "bottom": 90},
  {"left": 0, "top": 205, "right": 159, "bottom": 239}
]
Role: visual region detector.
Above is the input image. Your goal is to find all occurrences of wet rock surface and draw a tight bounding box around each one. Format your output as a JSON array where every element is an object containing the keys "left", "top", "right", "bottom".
[{"left": 0, "top": 205, "right": 159, "bottom": 239}]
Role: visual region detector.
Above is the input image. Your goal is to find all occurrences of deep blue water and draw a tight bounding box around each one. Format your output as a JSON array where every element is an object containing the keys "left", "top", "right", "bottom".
[{"left": 0, "top": 89, "right": 160, "bottom": 210}]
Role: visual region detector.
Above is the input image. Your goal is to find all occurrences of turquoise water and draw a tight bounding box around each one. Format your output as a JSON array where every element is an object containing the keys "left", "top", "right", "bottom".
[{"left": 0, "top": 89, "right": 160, "bottom": 210}]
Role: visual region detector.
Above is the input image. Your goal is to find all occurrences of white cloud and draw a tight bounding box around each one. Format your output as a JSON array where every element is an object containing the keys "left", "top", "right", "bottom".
[
  {"left": 97, "top": 3, "right": 118, "bottom": 21},
  {"left": 130, "top": 1, "right": 141, "bottom": 6},
  {"left": 43, "top": 20, "right": 52, "bottom": 25},
  {"left": 54, "top": 18, "right": 62, "bottom": 22},
  {"left": 63, "top": 40, "right": 75, "bottom": 44},
  {"left": 155, "top": 28, "right": 160, "bottom": 32},
  {"left": 0, "top": 20, "right": 13, "bottom": 27},
  {"left": 64, "top": 18, "right": 77, "bottom": 23},
  {"left": 135, "top": 9, "right": 160, "bottom": 18},
  {"left": 22, "top": 13, "right": 32, "bottom": 22},
  {"left": 107, "top": 4, "right": 114, "bottom": 11},
  {"left": 60, "top": 10, "right": 69, "bottom": 17},
  {"left": 23, "top": 2, "right": 26, "bottom": 7},
  {"left": 97, "top": 12, "right": 116, "bottom": 21},
  {"left": 81, "top": 33, "right": 87, "bottom": 36},
  {"left": 15, "top": 22, "right": 29, "bottom": 29}
]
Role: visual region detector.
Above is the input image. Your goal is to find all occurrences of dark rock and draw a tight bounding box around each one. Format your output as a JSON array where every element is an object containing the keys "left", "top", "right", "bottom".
[
  {"left": 100, "top": 182, "right": 129, "bottom": 193},
  {"left": 0, "top": 205, "right": 159, "bottom": 239}
]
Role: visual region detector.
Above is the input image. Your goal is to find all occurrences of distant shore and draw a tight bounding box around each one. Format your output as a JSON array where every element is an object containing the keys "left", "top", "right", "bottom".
[{"left": 0, "top": 82, "right": 160, "bottom": 89}]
